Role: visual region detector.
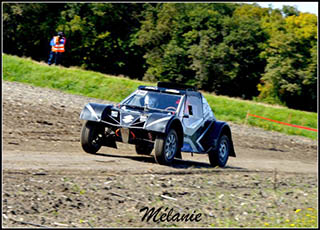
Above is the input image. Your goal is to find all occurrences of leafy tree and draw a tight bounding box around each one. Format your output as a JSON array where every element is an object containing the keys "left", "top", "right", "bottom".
[
  {"left": 137, "top": 3, "right": 240, "bottom": 87},
  {"left": 3, "top": 3, "right": 65, "bottom": 61},
  {"left": 282, "top": 5, "right": 299, "bottom": 17},
  {"left": 188, "top": 4, "right": 267, "bottom": 98},
  {"left": 58, "top": 3, "right": 146, "bottom": 78},
  {"left": 258, "top": 13, "right": 317, "bottom": 111},
  {"left": 136, "top": 3, "right": 193, "bottom": 82},
  {"left": 3, "top": 2, "right": 317, "bottom": 111}
]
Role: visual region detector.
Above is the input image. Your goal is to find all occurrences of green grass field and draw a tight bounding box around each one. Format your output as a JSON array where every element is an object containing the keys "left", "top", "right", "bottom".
[{"left": 3, "top": 54, "right": 318, "bottom": 139}]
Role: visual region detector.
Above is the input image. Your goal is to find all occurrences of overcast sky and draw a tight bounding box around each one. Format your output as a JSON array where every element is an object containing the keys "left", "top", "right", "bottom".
[{"left": 242, "top": 2, "right": 318, "bottom": 15}]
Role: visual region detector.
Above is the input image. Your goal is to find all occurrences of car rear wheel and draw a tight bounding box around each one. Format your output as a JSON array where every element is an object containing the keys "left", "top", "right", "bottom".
[
  {"left": 80, "top": 120, "right": 104, "bottom": 154},
  {"left": 135, "top": 143, "right": 153, "bottom": 155},
  {"left": 208, "top": 135, "right": 230, "bottom": 167},
  {"left": 154, "top": 129, "right": 178, "bottom": 165}
]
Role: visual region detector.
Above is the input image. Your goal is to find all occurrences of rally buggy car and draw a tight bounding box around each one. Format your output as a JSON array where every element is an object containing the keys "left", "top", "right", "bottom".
[{"left": 79, "top": 82, "right": 236, "bottom": 167}]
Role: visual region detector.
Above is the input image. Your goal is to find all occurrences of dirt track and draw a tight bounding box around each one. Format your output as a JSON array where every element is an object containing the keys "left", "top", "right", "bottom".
[{"left": 2, "top": 81, "right": 318, "bottom": 227}]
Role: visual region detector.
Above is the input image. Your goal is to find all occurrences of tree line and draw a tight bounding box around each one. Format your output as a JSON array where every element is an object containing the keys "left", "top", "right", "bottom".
[{"left": 3, "top": 3, "right": 317, "bottom": 111}]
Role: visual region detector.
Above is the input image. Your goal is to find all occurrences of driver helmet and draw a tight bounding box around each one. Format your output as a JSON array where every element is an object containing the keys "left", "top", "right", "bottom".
[{"left": 145, "top": 94, "right": 158, "bottom": 108}]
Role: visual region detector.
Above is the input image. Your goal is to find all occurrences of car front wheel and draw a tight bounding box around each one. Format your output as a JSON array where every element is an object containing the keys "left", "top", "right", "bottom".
[
  {"left": 208, "top": 135, "right": 230, "bottom": 167},
  {"left": 154, "top": 129, "right": 178, "bottom": 165},
  {"left": 80, "top": 120, "right": 104, "bottom": 154}
]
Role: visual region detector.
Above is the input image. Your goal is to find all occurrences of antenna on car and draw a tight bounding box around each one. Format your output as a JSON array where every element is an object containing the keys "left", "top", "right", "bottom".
[{"left": 157, "top": 82, "right": 197, "bottom": 91}]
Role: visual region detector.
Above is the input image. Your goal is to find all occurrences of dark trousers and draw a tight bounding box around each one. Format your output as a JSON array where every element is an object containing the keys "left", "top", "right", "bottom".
[{"left": 48, "top": 51, "right": 63, "bottom": 65}]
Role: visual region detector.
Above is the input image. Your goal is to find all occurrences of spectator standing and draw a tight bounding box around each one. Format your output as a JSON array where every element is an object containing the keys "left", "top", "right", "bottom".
[{"left": 48, "top": 32, "right": 66, "bottom": 65}]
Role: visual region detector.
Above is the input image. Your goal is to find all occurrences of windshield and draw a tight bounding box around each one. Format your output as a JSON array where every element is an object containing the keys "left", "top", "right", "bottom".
[{"left": 122, "top": 90, "right": 182, "bottom": 112}]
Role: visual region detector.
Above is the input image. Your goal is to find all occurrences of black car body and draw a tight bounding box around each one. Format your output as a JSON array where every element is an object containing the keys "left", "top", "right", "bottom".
[{"left": 80, "top": 82, "right": 236, "bottom": 166}]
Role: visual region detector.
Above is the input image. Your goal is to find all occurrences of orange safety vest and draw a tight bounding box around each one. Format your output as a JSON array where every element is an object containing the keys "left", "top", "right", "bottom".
[{"left": 51, "top": 36, "right": 66, "bottom": 52}]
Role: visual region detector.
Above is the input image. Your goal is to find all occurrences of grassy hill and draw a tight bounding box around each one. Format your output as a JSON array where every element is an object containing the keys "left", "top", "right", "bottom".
[{"left": 3, "top": 54, "right": 318, "bottom": 139}]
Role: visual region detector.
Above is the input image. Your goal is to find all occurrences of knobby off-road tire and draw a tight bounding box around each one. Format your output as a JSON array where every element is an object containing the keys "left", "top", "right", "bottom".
[
  {"left": 135, "top": 143, "right": 153, "bottom": 155},
  {"left": 154, "top": 129, "right": 178, "bottom": 165},
  {"left": 208, "top": 135, "right": 230, "bottom": 168},
  {"left": 80, "top": 120, "right": 104, "bottom": 154}
]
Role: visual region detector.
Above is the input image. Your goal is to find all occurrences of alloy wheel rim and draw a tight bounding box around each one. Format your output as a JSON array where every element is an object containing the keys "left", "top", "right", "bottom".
[
  {"left": 165, "top": 133, "right": 177, "bottom": 160},
  {"left": 219, "top": 139, "right": 228, "bottom": 161}
]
